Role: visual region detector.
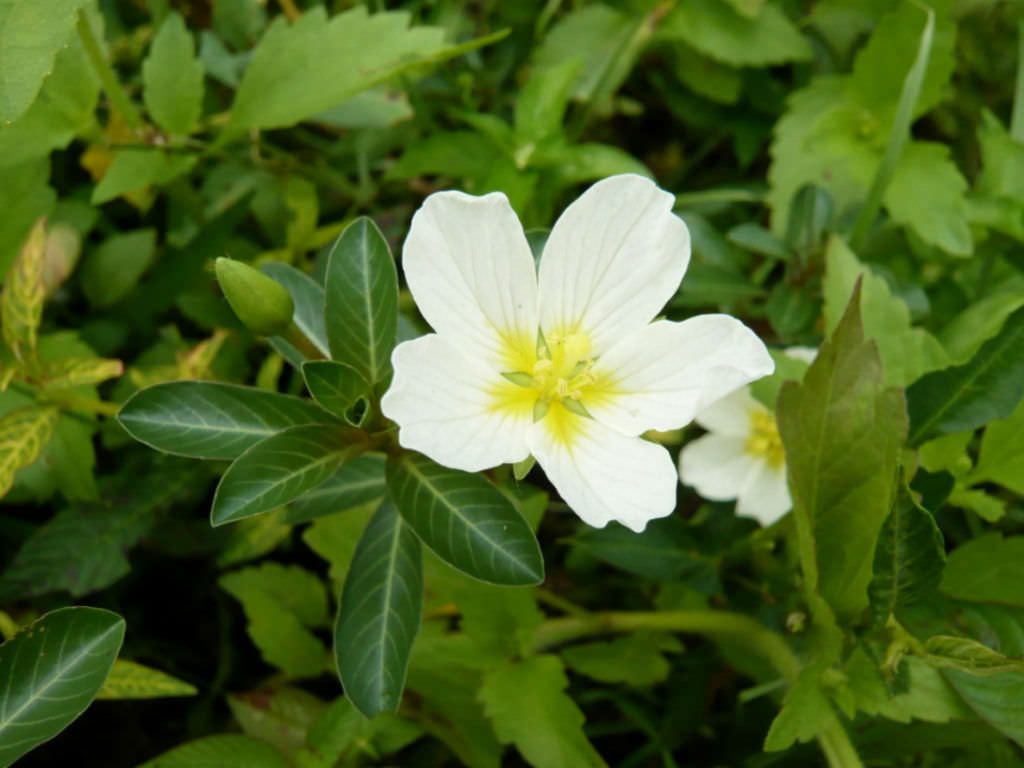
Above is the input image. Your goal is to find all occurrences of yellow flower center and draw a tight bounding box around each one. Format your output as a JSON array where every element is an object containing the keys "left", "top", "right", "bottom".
[{"left": 746, "top": 409, "right": 784, "bottom": 467}]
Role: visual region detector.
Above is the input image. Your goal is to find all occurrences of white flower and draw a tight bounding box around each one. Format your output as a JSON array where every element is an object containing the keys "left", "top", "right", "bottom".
[
  {"left": 678, "top": 386, "right": 790, "bottom": 526},
  {"left": 381, "top": 175, "right": 773, "bottom": 532}
]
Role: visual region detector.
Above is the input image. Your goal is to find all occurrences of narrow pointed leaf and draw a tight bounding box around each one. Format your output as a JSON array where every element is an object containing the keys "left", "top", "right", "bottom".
[
  {"left": 118, "top": 382, "right": 336, "bottom": 460},
  {"left": 325, "top": 218, "right": 398, "bottom": 388},
  {"left": 907, "top": 305, "right": 1024, "bottom": 446},
  {"left": 386, "top": 453, "right": 544, "bottom": 585},
  {"left": 286, "top": 453, "right": 386, "bottom": 524},
  {"left": 211, "top": 424, "right": 354, "bottom": 526},
  {"left": 97, "top": 659, "right": 197, "bottom": 699},
  {"left": 38, "top": 357, "right": 123, "bottom": 391},
  {"left": 0, "top": 405, "right": 58, "bottom": 498},
  {"left": 302, "top": 360, "right": 370, "bottom": 426},
  {"left": 260, "top": 262, "right": 330, "bottom": 364},
  {"left": 335, "top": 501, "right": 422, "bottom": 717},
  {"left": 0, "top": 606, "right": 125, "bottom": 767}
]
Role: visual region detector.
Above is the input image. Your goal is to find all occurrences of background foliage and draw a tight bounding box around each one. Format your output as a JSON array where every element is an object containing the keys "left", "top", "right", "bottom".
[{"left": 3, "top": 0, "right": 1024, "bottom": 766}]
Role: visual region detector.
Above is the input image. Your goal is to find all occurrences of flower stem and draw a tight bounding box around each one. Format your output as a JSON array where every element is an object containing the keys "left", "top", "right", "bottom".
[{"left": 76, "top": 9, "right": 143, "bottom": 130}]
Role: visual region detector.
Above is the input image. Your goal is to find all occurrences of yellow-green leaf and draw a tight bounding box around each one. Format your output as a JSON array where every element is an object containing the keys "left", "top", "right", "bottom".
[
  {"left": 38, "top": 357, "right": 123, "bottom": 391},
  {"left": 97, "top": 659, "right": 198, "bottom": 699},
  {"left": 1, "top": 217, "right": 47, "bottom": 365},
  {"left": 0, "top": 405, "right": 58, "bottom": 498}
]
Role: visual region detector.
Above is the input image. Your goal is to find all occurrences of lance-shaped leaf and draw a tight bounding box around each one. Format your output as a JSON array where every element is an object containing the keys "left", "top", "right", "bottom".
[
  {"left": 777, "top": 281, "right": 907, "bottom": 623},
  {"left": 142, "top": 11, "right": 204, "bottom": 135},
  {"left": 325, "top": 218, "right": 398, "bottom": 389},
  {"left": 211, "top": 424, "right": 355, "bottom": 526},
  {"left": 867, "top": 481, "right": 946, "bottom": 628},
  {"left": 38, "top": 357, "right": 123, "bottom": 391},
  {"left": 1, "top": 217, "right": 46, "bottom": 366},
  {"left": 97, "top": 659, "right": 197, "bottom": 699},
  {"left": 0, "top": 405, "right": 58, "bottom": 498},
  {"left": 302, "top": 360, "right": 370, "bottom": 426},
  {"left": 261, "top": 262, "right": 330, "bottom": 367},
  {"left": 286, "top": 453, "right": 386, "bottom": 524},
  {"left": 335, "top": 501, "right": 422, "bottom": 717},
  {"left": 907, "top": 305, "right": 1024, "bottom": 447},
  {"left": 0, "top": 606, "right": 125, "bottom": 767},
  {"left": 386, "top": 453, "right": 544, "bottom": 586},
  {"left": 118, "top": 381, "right": 336, "bottom": 460}
]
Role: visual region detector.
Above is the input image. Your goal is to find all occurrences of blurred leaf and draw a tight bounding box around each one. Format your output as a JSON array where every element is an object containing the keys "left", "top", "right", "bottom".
[
  {"left": 302, "top": 360, "right": 369, "bottom": 427},
  {"left": 0, "top": 0, "right": 89, "bottom": 122},
  {"left": 766, "top": 282, "right": 818, "bottom": 338},
  {"left": 91, "top": 150, "right": 197, "bottom": 205},
  {"left": 867, "top": 481, "right": 945, "bottom": 628},
  {"left": 673, "top": 43, "right": 743, "bottom": 104},
  {"left": 883, "top": 142, "right": 971, "bottom": 257},
  {"left": 672, "top": 262, "right": 762, "bottom": 307},
  {"left": 229, "top": 7, "right": 448, "bottom": 130},
  {"left": 301, "top": 502, "right": 377, "bottom": 582},
  {"left": 561, "top": 634, "right": 678, "bottom": 686},
  {"left": 944, "top": 670, "right": 1024, "bottom": 748},
  {"left": 971, "top": 397, "right": 1024, "bottom": 494},
  {"left": 228, "top": 687, "right": 325, "bottom": 755},
  {"left": 315, "top": 88, "right": 412, "bottom": 129},
  {"left": 335, "top": 502, "right": 422, "bottom": 718},
  {"left": 97, "top": 659, "right": 197, "bottom": 700},
  {"left": 220, "top": 564, "right": 329, "bottom": 678},
  {"left": 515, "top": 58, "right": 580, "bottom": 143},
  {"left": 324, "top": 217, "right": 398, "bottom": 390},
  {"left": 119, "top": 381, "right": 335, "bottom": 460},
  {"left": 0, "top": 160, "right": 54, "bottom": 276},
  {"left": 142, "top": 11, "right": 204, "bottom": 135},
  {"left": 660, "top": 0, "right": 813, "bottom": 66},
  {"left": 764, "top": 663, "right": 833, "bottom": 751},
  {"left": 906, "top": 305, "right": 1024, "bottom": 446},
  {"left": 778, "top": 283, "right": 906, "bottom": 622},
  {"left": 216, "top": 507, "right": 292, "bottom": 568},
  {"left": 1, "top": 217, "right": 46, "bottom": 366},
  {"left": 261, "top": 262, "right": 331, "bottom": 365},
  {"left": 389, "top": 131, "right": 499, "bottom": 181},
  {"left": 137, "top": 734, "right": 289, "bottom": 768},
  {"left": 0, "top": 405, "right": 58, "bottom": 498},
  {"left": 80, "top": 229, "right": 157, "bottom": 308},
  {"left": 479, "top": 655, "right": 607, "bottom": 768},
  {"left": 539, "top": 142, "right": 650, "bottom": 185},
  {"left": 922, "top": 636, "right": 1024, "bottom": 675},
  {"left": 824, "top": 236, "right": 948, "bottom": 387},
  {"left": 38, "top": 357, "right": 122, "bottom": 391},
  {"left": 727, "top": 222, "right": 791, "bottom": 259},
  {"left": 939, "top": 292, "right": 1024, "bottom": 365},
  {"left": 211, "top": 424, "right": 353, "bottom": 525},
  {"left": 948, "top": 489, "right": 1005, "bottom": 523},
  {"left": 0, "top": 606, "right": 124, "bottom": 767},
  {"left": 941, "top": 534, "right": 1024, "bottom": 607},
  {"left": 386, "top": 453, "right": 544, "bottom": 586},
  {"left": 288, "top": 453, "right": 385, "bottom": 525}
]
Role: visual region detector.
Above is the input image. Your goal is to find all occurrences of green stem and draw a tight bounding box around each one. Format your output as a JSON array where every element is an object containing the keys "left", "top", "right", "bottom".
[
  {"left": 76, "top": 9, "right": 143, "bottom": 130},
  {"left": 1012, "top": 20, "right": 1024, "bottom": 143},
  {"left": 48, "top": 392, "right": 120, "bottom": 417},
  {"left": 818, "top": 719, "right": 865, "bottom": 768}
]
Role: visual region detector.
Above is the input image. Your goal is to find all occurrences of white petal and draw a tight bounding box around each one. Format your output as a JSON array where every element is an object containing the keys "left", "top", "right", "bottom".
[
  {"left": 537, "top": 175, "right": 690, "bottom": 354},
  {"left": 678, "top": 433, "right": 761, "bottom": 501},
  {"left": 693, "top": 386, "right": 765, "bottom": 437},
  {"left": 585, "top": 315, "right": 774, "bottom": 436},
  {"left": 528, "top": 406, "right": 677, "bottom": 532},
  {"left": 381, "top": 334, "right": 531, "bottom": 472},
  {"left": 402, "top": 190, "right": 538, "bottom": 370},
  {"left": 735, "top": 463, "right": 792, "bottom": 526},
  {"left": 784, "top": 346, "right": 818, "bottom": 364}
]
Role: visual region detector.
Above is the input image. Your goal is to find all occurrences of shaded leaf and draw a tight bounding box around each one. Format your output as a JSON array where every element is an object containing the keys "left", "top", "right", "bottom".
[
  {"left": 302, "top": 360, "right": 369, "bottom": 426},
  {"left": 1, "top": 217, "right": 46, "bottom": 365},
  {"left": 137, "top": 734, "right": 290, "bottom": 768},
  {"left": 0, "top": 405, "right": 57, "bottom": 498},
  {"left": 260, "top": 262, "right": 330, "bottom": 365},
  {"left": 97, "top": 659, "right": 197, "bottom": 699},
  {"left": 38, "top": 357, "right": 123, "bottom": 391},
  {"left": 941, "top": 534, "right": 1024, "bottom": 608}
]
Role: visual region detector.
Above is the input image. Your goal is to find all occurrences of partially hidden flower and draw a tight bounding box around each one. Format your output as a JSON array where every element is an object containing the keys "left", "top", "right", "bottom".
[
  {"left": 678, "top": 348, "right": 816, "bottom": 526},
  {"left": 381, "top": 174, "right": 774, "bottom": 532}
]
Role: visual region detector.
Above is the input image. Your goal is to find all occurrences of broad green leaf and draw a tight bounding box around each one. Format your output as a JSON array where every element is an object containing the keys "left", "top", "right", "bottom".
[
  {"left": 38, "top": 356, "right": 122, "bottom": 391},
  {"left": 0, "top": 0, "right": 89, "bottom": 122},
  {"left": 824, "top": 236, "right": 948, "bottom": 387},
  {"left": 229, "top": 6, "right": 447, "bottom": 130},
  {"left": 560, "top": 634, "right": 679, "bottom": 686},
  {"left": 478, "top": 655, "right": 607, "bottom": 768},
  {"left": 660, "top": 0, "right": 813, "bottom": 66},
  {"left": 944, "top": 670, "right": 1024, "bottom": 748},
  {"left": 939, "top": 291, "right": 1024, "bottom": 365},
  {"left": 386, "top": 453, "right": 544, "bottom": 586},
  {"left": 97, "top": 659, "right": 197, "bottom": 699},
  {"left": 91, "top": 149, "right": 197, "bottom": 204},
  {"left": 673, "top": 43, "right": 743, "bottom": 104},
  {"left": 216, "top": 507, "right": 292, "bottom": 568},
  {"left": 302, "top": 502, "right": 377, "bottom": 583},
  {"left": 948, "top": 489, "right": 1005, "bottom": 523},
  {"left": 0, "top": 405, "right": 58, "bottom": 498},
  {"left": 766, "top": 282, "right": 818, "bottom": 338},
  {"left": 260, "top": 262, "right": 331, "bottom": 364},
  {"left": 324, "top": 218, "right": 398, "bottom": 389},
  {"left": 137, "top": 734, "right": 290, "bottom": 768},
  {"left": 941, "top": 534, "right": 1024, "bottom": 608},
  {"left": 537, "top": 142, "right": 650, "bottom": 186},
  {"left": 1, "top": 217, "right": 46, "bottom": 365},
  {"left": 80, "top": 229, "right": 157, "bottom": 308},
  {"left": 211, "top": 424, "right": 353, "bottom": 525},
  {"left": 220, "top": 564, "right": 329, "bottom": 678},
  {"left": 777, "top": 282, "right": 907, "bottom": 623},
  {"left": 0, "top": 159, "right": 55, "bottom": 276},
  {"left": 867, "top": 481, "right": 945, "bottom": 628},
  {"left": 515, "top": 58, "right": 580, "bottom": 143},
  {"left": 228, "top": 687, "right": 325, "bottom": 755},
  {"left": 142, "top": 11, "right": 204, "bottom": 135},
  {"left": 302, "top": 360, "right": 369, "bottom": 426},
  {"left": 883, "top": 142, "right": 971, "bottom": 257},
  {"left": 118, "top": 381, "right": 335, "bottom": 460},
  {"left": 764, "top": 663, "right": 834, "bottom": 751},
  {"left": 906, "top": 305, "right": 1024, "bottom": 447},
  {"left": 288, "top": 453, "right": 386, "bottom": 524},
  {"left": 388, "top": 131, "right": 498, "bottom": 181},
  {"left": 335, "top": 501, "right": 423, "bottom": 717},
  {"left": 750, "top": 348, "right": 812, "bottom": 410},
  {"left": 969, "top": 397, "right": 1024, "bottom": 494},
  {"left": 0, "top": 606, "right": 124, "bottom": 767}
]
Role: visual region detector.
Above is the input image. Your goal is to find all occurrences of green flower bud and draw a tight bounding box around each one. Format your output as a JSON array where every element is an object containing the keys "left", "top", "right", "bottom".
[{"left": 214, "top": 258, "right": 294, "bottom": 337}]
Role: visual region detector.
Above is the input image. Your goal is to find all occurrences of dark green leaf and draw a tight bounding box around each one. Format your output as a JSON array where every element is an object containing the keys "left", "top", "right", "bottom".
[
  {"left": 335, "top": 502, "right": 422, "bottom": 717},
  {"left": 0, "top": 606, "right": 125, "bottom": 767},
  {"left": 118, "top": 381, "right": 335, "bottom": 460},
  {"left": 287, "top": 453, "right": 386, "bottom": 524},
  {"left": 80, "top": 229, "right": 157, "bottom": 309},
  {"left": 137, "top": 734, "right": 290, "bottom": 768},
  {"left": 302, "top": 360, "right": 370, "bottom": 426},
  {"left": 867, "top": 481, "right": 946, "bottom": 628},
  {"left": 907, "top": 305, "right": 1024, "bottom": 446},
  {"left": 941, "top": 534, "right": 1024, "bottom": 608},
  {"left": 325, "top": 218, "right": 398, "bottom": 389},
  {"left": 726, "top": 222, "right": 791, "bottom": 259},
  {"left": 944, "top": 670, "right": 1024, "bottom": 748},
  {"left": 211, "top": 424, "right": 354, "bottom": 525},
  {"left": 386, "top": 453, "right": 544, "bottom": 586},
  {"left": 260, "top": 262, "right": 331, "bottom": 364}
]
